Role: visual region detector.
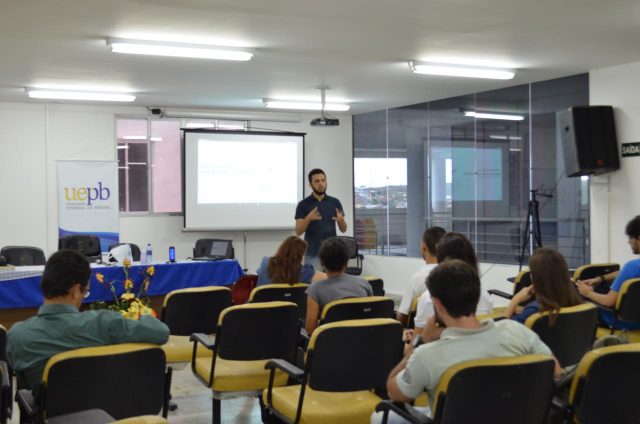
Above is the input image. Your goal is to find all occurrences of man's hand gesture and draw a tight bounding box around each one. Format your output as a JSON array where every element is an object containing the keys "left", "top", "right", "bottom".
[
  {"left": 332, "top": 208, "right": 347, "bottom": 232},
  {"left": 306, "top": 207, "right": 322, "bottom": 222}
]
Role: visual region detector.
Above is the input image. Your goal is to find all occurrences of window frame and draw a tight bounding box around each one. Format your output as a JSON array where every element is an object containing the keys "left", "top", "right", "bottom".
[{"left": 115, "top": 115, "right": 248, "bottom": 217}]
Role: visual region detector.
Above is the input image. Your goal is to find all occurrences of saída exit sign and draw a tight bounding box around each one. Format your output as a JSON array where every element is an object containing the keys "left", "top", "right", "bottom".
[{"left": 621, "top": 142, "right": 640, "bottom": 157}]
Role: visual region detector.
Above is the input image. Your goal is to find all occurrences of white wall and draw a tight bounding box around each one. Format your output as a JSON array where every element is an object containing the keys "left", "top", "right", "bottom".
[
  {"left": 361, "top": 254, "right": 516, "bottom": 307},
  {"left": 590, "top": 61, "right": 640, "bottom": 264},
  {"left": 0, "top": 102, "right": 353, "bottom": 272}
]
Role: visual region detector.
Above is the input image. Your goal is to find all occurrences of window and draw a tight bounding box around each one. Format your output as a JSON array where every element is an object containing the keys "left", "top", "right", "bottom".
[
  {"left": 116, "top": 117, "right": 247, "bottom": 214},
  {"left": 353, "top": 74, "right": 590, "bottom": 268}
]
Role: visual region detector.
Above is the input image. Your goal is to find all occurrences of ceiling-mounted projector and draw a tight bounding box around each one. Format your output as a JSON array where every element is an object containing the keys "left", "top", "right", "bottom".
[
  {"left": 310, "top": 117, "right": 339, "bottom": 126},
  {"left": 309, "top": 86, "right": 341, "bottom": 127}
]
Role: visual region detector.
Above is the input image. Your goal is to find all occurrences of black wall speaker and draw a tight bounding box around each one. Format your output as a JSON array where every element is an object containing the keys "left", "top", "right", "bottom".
[{"left": 559, "top": 106, "right": 619, "bottom": 178}]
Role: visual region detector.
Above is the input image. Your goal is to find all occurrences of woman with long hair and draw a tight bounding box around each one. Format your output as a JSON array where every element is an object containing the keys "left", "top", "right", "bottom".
[
  {"left": 504, "top": 247, "right": 582, "bottom": 324},
  {"left": 256, "top": 236, "right": 326, "bottom": 286}
]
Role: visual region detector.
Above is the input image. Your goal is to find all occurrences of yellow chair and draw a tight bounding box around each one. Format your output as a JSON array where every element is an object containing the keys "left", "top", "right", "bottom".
[
  {"left": 46, "top": 409, "right": 168, "bottom": 424},
  {"left": 524, "top": 303, "right": 598, "bottom": 367},
  {"left": 487, "top": 269, "right": 531, "bottom": 302},
  {"left": 249, "top": 283, "right": 309, "bottom": 321},
  {"left": 160, "top": 286, "right": 231, "bottom": 363},
  {"left": 16, "top": 344, "right": 171, "bottom": 424},
  {"left": 320, "top": 296, "right": 395, "bottom": 325},
  {"left": 377, "top": 355, "right": 555, "bottom": 424},
  {"left": 190, "top": 301, "right": 299, "bottom": 424},
  {"left": 363, "top": 276, "right": 385, "bottom": 296},
  {"left": 405, "top": 296, "right": 419, "bottom": 329},
  {"left": 573, "top": 262, "right": 620, "bottom": 283},
  {"left": 596, "top": 278, "right": 640, "bottom": 337},
  {"left": 552, "top": 343, "right": 640, "bottom": 423},
  {"left": 263, "top": 318, "right": 403, "bottom": 424}
]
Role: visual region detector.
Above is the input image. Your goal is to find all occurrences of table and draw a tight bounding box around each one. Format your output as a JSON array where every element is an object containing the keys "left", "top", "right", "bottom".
[{"left": 0, "top": 260, "right": 244, "bottom": 309}]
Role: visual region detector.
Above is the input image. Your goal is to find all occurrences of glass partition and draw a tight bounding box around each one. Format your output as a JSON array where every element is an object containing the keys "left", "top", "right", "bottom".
[{"left": 353, "top": 73, "right": 589, "bottom": 268}]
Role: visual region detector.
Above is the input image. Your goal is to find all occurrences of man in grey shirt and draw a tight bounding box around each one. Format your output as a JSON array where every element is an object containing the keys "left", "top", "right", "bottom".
[
  {"left": 306, "top": 237, "right": 372, "bottom": 334},
  {"left": 374, "top": 259, "right": 560, "bottom": 423}
]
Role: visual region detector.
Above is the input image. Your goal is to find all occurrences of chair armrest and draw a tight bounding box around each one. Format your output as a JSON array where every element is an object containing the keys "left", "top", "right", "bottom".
[
  {"left": 551, "top": 395, "right": 570, "bottom": 415},
  {"left": 298, "top": 329, "right": 310, "bottom": 351},
  {"left": 375, "top": 400, "right": 432, "bottom": 424},
  {"left": 265, "top": 359, "right": 304, "bottom": 381},
  {"left": 0, "top": 361, "right": 10, "bottom": 422},
  {"left": 487, "top": 289, "right": 513, "bottom": 300},
  {"left": 595, "top": 303, "right": 615, "bottom": 314},
  {"left": 16, "top": 389, "right": 37, "bottom": 420},
  {"left": 0, "top": 361, "right": 8, "bottom": 388},
  {"left": 190, "top": 333, "right": 216, "bottom": 350}
]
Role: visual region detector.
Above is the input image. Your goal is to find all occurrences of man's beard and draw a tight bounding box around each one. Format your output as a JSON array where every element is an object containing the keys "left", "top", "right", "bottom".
[{"left": 312, "top": 188, "right": 325, "bottom": 196}]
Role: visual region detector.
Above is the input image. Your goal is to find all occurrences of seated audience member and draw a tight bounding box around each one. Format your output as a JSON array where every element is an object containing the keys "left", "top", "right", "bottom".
[
  {"left": 412, "top": 232, "right": 493, "bottom": 335},
  {"left": 256, "top": 236, "right": 326, "bottom": 286},
  {"left": 7, "top": 250, "right": 170, "bottom": 390},
  {"left": 305, "top": 237, "right": 373, "bottom": 334},
  {"left": 504, "top": 247, "right": 582, "bottom": 323},
  {"left": 577, "top": 215, "right": 640, "bottom": 329},
  {"left": 396, "top": 226, "right": 446, "bottom": 326},
  {"left": 377, "top": 260, "right": 559, "bottom": 423}
]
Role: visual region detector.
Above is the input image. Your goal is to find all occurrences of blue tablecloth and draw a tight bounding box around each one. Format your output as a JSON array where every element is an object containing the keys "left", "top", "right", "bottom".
[{"left": 0, "top": 260, "right": 244, "bottom": 309}]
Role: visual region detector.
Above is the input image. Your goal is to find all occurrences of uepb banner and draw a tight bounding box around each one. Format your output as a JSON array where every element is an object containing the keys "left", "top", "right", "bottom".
[{"left": 57, "top": 161, "right": 119, "bottom": 252}]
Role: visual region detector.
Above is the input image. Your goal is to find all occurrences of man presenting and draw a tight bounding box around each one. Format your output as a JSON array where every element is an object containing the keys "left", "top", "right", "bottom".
[{"left": 295, "top": 168, "right": 347, "bottom": 268}]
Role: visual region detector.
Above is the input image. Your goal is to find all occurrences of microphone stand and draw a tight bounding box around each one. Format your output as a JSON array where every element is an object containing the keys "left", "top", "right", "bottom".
[{"left": 518, "top": 189, "right": 553, "bottom": 271}]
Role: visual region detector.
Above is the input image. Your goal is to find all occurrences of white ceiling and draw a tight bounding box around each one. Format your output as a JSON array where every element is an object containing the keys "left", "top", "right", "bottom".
[{"left": 1, "top": 0, "right": 639, "bottom": 114}]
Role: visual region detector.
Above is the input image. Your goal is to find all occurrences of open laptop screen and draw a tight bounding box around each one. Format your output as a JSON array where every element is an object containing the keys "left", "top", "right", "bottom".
[{"left": 209, "top": 241, "right": 230, "bottom": 257}]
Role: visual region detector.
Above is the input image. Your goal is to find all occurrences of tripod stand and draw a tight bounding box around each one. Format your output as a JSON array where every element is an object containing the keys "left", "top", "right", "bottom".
[{"left": 518, "top": 189, "right": 552, "bottom": 270}]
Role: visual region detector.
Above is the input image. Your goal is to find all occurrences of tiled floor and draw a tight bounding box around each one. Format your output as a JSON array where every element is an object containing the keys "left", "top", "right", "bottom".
[{"left": 9, "top": 366, "right": 264, "bottom": 424}]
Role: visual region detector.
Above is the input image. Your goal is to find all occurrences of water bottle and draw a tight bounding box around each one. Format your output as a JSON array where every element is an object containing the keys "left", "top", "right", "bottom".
[{"left": 146, "top": 243, "right": 153, "bottom": 264}]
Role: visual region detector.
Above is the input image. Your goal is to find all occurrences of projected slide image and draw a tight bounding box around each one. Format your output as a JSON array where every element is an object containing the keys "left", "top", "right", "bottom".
[
  {"left": 451, "top": 147, "right": 503, "bottom": 201},
  {"left": 197, "top": 139, "right": 298, "bottom": 204}
]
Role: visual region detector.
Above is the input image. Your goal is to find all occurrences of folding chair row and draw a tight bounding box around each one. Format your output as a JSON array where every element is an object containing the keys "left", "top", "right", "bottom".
[
  {"left": 377, "top": 343, "right": 640, "bottom": 424},
  {"left": 15, "top": 343, "right": 171, "bottom": 424}
]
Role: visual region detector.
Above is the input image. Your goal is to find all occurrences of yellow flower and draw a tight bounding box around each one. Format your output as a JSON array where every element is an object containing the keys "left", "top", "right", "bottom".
[
  {"left": 124, "top": 279, "right": 133, "bottom": 290},
  {"left": 96, "top": 273, "right": 104, "bottom": 283},
  {"left": 123, "top": 258, "right": 132, "bottom": 268},
  {"left": 147, "top": 266, "right": 155, "bottom": 276},
  {"left": 121, "top": 293, "right": 135, "bottom": 301}
]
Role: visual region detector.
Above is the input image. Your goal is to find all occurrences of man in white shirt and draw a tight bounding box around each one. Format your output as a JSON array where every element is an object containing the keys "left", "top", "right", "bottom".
[
  {"left": 374, "top": 260, "right": 559, "bottom": 423},
  {"left": 412, "top": 232, "right": 493, "bottom": 335},
  {"left": 396, "top": 226, "right": 445, "bottom": 326}
]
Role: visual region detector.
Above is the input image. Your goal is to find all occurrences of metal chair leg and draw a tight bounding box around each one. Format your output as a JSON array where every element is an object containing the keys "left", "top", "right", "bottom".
[{"left": 212, "top": 397, "right": 221, "bottom": 424}]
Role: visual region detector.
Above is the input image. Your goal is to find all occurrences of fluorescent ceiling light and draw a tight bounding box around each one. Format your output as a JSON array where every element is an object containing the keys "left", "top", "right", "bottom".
[
  {"left": 464, "top": 111, "right": 524, "bottom": 121},
  {"left": 27, "top": 89, "right": 135, "bottom": 102},
  {"left": 121, "top": 135, "right": 162, "bottom": 141},
  {"left": 263, "top": 99, "right": 350, "bottom": 112},
  {"left": 116, "top": 145, "right": 129, "bottom": 150},
  {"left": 217, "top": 123, "right": 246, "bottom": 130},
  {"left": 185, "top": 122, "right": 216, "bottom": 128},
  {"left": 108, "top": 38, "right": 253, "bottom": 61},
  {"left": 409, "top": 61, "right": 515, "bottom": 80},
  {"left": 489, "top": 135, "right": 523, "bottom": 140}
]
